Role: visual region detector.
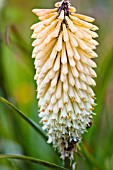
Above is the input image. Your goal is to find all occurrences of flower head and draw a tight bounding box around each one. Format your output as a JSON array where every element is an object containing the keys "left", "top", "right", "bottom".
[{"left": 31, "top": 0, "right": 99, "bottom": 160}]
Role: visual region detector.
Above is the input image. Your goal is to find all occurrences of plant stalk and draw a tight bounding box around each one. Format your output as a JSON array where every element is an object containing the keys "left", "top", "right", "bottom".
[{"left": 64, "top": 157, "right": 73, "bottom": 170}]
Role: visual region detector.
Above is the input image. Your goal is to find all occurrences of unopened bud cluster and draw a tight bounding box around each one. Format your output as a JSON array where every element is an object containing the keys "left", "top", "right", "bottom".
[{"left": 31, "top": 0, "right": 99, "bottom": 160}]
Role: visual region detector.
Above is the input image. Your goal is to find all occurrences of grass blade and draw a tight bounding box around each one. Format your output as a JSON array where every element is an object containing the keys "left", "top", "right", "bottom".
[
  {"left": 0, "top": 155, "right": 67, "bottom": 170},
  {"left": 0, "top": 97, "right": 47, "bottom": 140}
]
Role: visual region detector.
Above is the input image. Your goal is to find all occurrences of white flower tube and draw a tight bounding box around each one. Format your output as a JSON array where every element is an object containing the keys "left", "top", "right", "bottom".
[{"left": 31, "top": 0, "right": 99, "bottom": 160}]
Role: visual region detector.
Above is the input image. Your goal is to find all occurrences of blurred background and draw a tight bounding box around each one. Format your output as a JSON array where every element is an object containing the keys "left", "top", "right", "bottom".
[{"left": 0, "top": 0, "right": 113, "bottom": 170}]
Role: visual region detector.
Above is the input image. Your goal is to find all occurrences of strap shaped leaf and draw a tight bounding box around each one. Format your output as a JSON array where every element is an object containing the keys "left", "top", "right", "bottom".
[
  {"left": 0, "top": 155, "right": 68, "bottom": 170},
  {"left": 0, "top": 97, "right": 47, "bottom": 140}
]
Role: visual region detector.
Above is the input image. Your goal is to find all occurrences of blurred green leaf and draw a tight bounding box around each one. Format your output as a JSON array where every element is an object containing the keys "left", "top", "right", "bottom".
[
  {"left": 81, "top": 143, "right": 105, "bottom": 170},
  {"left": 11, "top": 25, "right": 31, "bottom": 54},
  {"left": 0, "top": 97, "right": 47, "bottom": 141},
  {"left": 0, "top": 155, "right": 67, "bottom": 170},
  {"left": 4, "top": 25, "right": 33, "bottom": 74},
  {"left": 96, "top": 48, "right": 113, "bottom": 118}
]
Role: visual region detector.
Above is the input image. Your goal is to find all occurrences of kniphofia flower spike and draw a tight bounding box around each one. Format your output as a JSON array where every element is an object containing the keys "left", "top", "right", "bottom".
[{"left": 31, "top": 0, "right": 99, "bottom": 160}]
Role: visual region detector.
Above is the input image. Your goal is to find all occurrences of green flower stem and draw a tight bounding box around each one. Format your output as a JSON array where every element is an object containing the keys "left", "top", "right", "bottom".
[{"left": 64, "top": 157, "right": 73, "bottom": 170}]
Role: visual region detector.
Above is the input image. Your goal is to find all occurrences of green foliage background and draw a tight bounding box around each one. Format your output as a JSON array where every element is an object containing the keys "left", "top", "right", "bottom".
[{"left": 0, "top": 0, "right": 113, "bottom": 169}]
